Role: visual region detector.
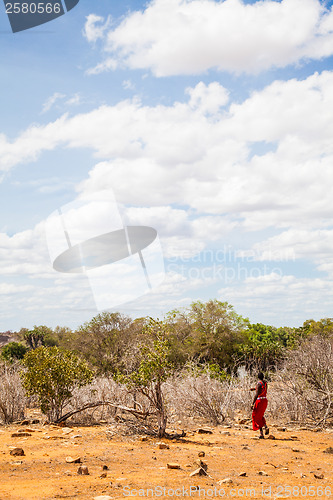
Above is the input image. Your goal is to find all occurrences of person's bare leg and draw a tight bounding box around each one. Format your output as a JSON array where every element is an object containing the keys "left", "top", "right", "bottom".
[
  {"left": 259, "top": 427, "right": 264, "bottom": 439},
  {"left": 265, "top": 424, "right": 269, "bottom": 435}
]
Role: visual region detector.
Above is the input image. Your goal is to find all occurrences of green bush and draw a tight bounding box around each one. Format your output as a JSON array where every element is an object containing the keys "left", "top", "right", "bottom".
[
  {"left": 1, "top": 342, "right": 28, "bottom": 362},
  {"left": 20, "top": 346, "right": 93, "bottom": 421}
]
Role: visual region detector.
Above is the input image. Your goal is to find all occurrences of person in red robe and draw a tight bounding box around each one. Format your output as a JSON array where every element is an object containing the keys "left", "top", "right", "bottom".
[{"left": 250, "top": 372, "right": 269, "bottom": 439}]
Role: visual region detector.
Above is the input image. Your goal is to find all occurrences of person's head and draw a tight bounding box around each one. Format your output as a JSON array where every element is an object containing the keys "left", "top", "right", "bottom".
[{"left": 258, "top": 372, "right": 264, "bottom": 381}]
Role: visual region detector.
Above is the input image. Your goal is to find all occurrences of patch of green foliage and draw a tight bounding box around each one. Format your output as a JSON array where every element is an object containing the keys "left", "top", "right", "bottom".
[{"left": 20, "top": 346, "right": 93, "bottom": 422}]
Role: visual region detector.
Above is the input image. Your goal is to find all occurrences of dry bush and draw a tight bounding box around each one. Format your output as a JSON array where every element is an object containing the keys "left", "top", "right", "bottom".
[
  {"left": 0, "top": 361, "right": 27, "bottom": 424},
  {"left": 166, "top": 370, "right": 253, "bottom": 425},
  {"left": 67, "top": 377, "right": 150, "bottom": 425},
  {"left": 271, "top": 335, "right": 333, "bottom": 427}
]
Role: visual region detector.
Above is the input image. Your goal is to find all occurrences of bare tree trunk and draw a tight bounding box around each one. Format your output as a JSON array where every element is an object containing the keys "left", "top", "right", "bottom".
[{"left": 155, "top": 380, "right": 167, "bottom": 437}]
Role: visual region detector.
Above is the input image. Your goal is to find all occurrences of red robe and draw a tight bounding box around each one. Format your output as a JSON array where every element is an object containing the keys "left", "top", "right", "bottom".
[{"left": 252, "top": 380, "right": 267, "bottom": 430}]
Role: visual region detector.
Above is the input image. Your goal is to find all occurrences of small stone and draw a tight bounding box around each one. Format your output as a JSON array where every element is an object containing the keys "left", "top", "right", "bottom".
[
  {"left": 10, "top": 461, "right": 23, "bottom": 465},
  {"left": 220, "top": 431, "right": 231, "bottom": 436},
  {"left": 292, "top": 449, "right": 300, "bottom": 453},
  {"left": 167, "top": 463, "right": 181, "bottom": 469},
  {"left": 197, "top": 428, "right": 213, "bottom": 434},
  {"left": 277, "top": 427, "right": 286, "bottom": 432},
  {"left": 99, "top": 472, "right": 107, "bottom": 478},
  {"left": 20, "top": 420, "right": 30, "bottom": 425},
  {"left": 190, "top": 467, "right": 207, "bottom": 477},
  {"left": 66, "top": 456, "right": 81, "bottom": 464},
  {"left": 239, "top": 472, "right": 247, "bottom": 477},
  {"left": 102, "top": 465, "right": 108, "bottom": 470},
  {"left": 77, "top": 465, "right": 89, "bottom": 475},
  {"left": 198, "top": 451, "right": 205, "bottom": 457},
  {"left": 62, "top": 428, "right": 73, "bottom": 435},
  {"left": 157, "top": 442, "right": 169, "bottom": 449},
  {"left": 93, "top": 496, "right": 113, "bottom": 500},
  {"left": 72, "top": 434, "right": 82, "bottom": 439},
  {"left": 10, "top": 448, "right": 25, "bottom": 456},
  {"left": 258, "top": 471, "right": 269, "bottom": 476},
  {"left": 218, "top": 478, "right": 233, "bottom": 485},
  {"left": 195, "top": 459, "right": 207, "bottom": 470},
  {"left": 324, "top": 446, "right": 333, "bottom": 454},
  {"left": 11, "top": 432, "right": 31, "bottom": 438},
  {"left": 314, "top": 473, "right": 324, "bottom": 479},
  {"left": 290, "top": 436, "right": 298, "bottom": 440},
  {"left": 300, "top": 473, "right": 306, "bottom": 478},
  {"left": 267, "top": 435, "right": 276, "bottom": 440}
]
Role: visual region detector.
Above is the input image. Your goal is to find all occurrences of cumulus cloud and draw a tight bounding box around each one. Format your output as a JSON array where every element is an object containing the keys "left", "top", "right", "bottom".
[
  {"left": 84, "top": 0, "right": 333, "bottom": 76},
  {"left": 3, "top": 72, "right": 333, "bottom": 321},
  {"left": 2, "top": 74, "right": 333, "bottom": 233},
  {"left": 186, "top": 81, "right": 229, "bottom": 114}
]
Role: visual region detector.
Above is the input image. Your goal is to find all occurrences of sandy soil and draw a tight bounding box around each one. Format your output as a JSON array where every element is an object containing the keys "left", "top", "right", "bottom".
[{"left": 0, "top": 419, "right": 332, "bottom": 500}]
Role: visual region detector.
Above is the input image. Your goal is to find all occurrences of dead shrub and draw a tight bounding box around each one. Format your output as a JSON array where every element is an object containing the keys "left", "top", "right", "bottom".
[
  {"left": 272, "top": 335, "right": 333, "bottom": 427},
  {"left": 166, "top": 369, "right": 253, "bottom": 425},
  {"left": 0, "top": 361, "right": 27, "bottom": 424},
  {"left": 67, "top": 377, "right": 149, "bottom": 425}
]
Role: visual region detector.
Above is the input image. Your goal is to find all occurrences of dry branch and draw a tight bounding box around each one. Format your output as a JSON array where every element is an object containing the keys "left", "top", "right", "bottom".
[{"left": 54, "top": 401, "right": 149, "bottom": 424}]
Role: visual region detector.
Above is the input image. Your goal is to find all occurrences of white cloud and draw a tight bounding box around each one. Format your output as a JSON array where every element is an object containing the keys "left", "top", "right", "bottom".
[
  {"left": 83, "top": 14, "right": 111, "bottom": 43},
  {"left": 86, "top": 57, "right": 118, "bottom": 75},
  {"left": 122, "top": 80, "right": 135, "bottom": 90},
  {"left": 3, "top": 73, "right": 333, "bottom": 233},
  {"left": 187, "top": 82, "right": 229, "bottom": 114},
  {"left": 42, "top": 92, "right": 65, "bottom": 114},
  {"left": 65, "top": 94, "right": 81, "bottom": 107},
  {"left": 3, "top": 72, "right": 333, "bottom": 317},
  {"left": 84, "top": 0, "right": 333, "bottom": 76},
  {"left": 220, "top": 273, "right": 333, "bottom": 325}
]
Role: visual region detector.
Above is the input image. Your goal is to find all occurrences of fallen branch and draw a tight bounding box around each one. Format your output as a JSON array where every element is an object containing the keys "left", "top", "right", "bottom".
[{"left": 54, "top": 401, "right": 149, "bottom": 424}]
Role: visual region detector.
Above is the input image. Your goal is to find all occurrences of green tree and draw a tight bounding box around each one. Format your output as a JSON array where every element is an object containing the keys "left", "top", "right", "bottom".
[
  {"left": 186, "top": 299, "right": 249, "bottom": 369},
  {"left": 118, "top": 318, "right": 173, "bottom": 437},
  {"left": 241, "top": 323, "right": 285, "bottom": 371},
  {"left": 20, "top": 346, "right": 93, "bottom": 421},
  {"left": 1, "top": 342, "right": 28, "bottom": 362},
  {"left": 74, "top": 312, "right": 136, "bottom": 374},
  {"left": 23, "top": 326, "right": 53, "bottom": 349},
  {"left": 301, "top": 318, "right": 333, "bottom": 338}
]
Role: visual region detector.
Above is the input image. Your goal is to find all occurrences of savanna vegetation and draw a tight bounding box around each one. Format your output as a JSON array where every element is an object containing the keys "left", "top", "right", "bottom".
[{"left": 0, "top": 299, "right": 332, "bottom": 436}]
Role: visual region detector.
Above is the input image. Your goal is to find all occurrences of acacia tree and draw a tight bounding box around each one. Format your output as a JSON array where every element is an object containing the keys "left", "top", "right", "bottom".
[
  {"left": 21, "top": 346, "right": 93, "bottom": 421},
  {"left": 186, "top": 299, "right": 249, "bottom": 368},
  {"left": 74, "top": 311, "right": 137, "bottom": 374},
  {"left": 118, "top": 318, "right": 173, "bottom": 437},
  {"left": 241, "top": 323, "right": 284, "bottom": 371}
]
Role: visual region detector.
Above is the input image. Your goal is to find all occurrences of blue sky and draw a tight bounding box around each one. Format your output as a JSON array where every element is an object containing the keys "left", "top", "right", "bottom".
[{"left": 1, "top": 0, "right": 333, "bottom": 331}]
